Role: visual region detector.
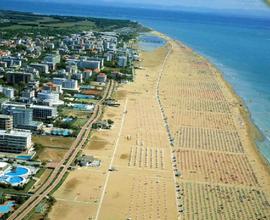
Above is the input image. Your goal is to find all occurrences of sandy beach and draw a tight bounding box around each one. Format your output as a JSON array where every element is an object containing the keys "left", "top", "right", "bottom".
[{"left": 48, "top": 33, "right": 270, "bottom": 220}]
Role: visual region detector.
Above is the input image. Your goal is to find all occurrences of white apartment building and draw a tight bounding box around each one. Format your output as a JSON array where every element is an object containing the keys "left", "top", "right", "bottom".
[
  {"left": 37, "top": 90, "right": 64, "bottom": 106},
  {"left": 0, "top": 129, "right": 32, "bottom": 153}
]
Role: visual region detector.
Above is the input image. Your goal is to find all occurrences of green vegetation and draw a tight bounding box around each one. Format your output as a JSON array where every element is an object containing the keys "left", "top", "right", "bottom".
[
  {"left": 0, "top": 10, "right": 149, "bottom": 38},
  {"left": 54, "top": 117, "right": 87, "bottom": 131},
  {"left": 49, "top": 170, "right": 69, "bottom": 195},
  {"left": 33, "top": 135, "right": 74, "bottom": 149}
]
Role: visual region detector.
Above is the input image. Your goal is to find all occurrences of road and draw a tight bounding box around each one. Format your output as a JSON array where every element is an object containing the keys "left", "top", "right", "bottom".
[{"left": 8, "top": 80, "right": 115, "bottom": 220}]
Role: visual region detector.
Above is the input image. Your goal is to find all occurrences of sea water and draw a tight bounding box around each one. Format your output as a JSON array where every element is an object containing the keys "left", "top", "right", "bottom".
[{"left": 1, "top": 1, "right": 270, "bottom": 163}]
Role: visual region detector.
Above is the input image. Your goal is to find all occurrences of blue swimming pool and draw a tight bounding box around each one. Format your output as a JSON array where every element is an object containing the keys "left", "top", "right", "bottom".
[
  {"left": 51, "top": 129, "right": 72, "bottom": 136},
  {"left": 73, "top": 104, "right": 93, "bottom": 111},
  {"left": 5, "top": 167, "right": 29, "bottom": 176},
  {"left": 7, "top": 176, "right": 24, "bottom": 184},
  {"left": 74, "top": 94, "right": 95, "bottom": 99},
  {"left": 0, "top": 201, "right": 15, "bottom": 214}
]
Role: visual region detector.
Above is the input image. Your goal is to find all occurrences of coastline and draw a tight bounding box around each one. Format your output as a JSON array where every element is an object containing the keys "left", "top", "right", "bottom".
[
  {"left": 151, "top": 32, "right": 270, "bottom": 218},
  {"left": 151, "top": 30, "right": 270, "bottom": 171},
  {"left": 0, "top": 7, "right": 269, "bottom": 218},
  {"left": 47, "top": 28, "right": 270, "bottom": 219},
  {"left": 1, "top": 4, "right": 270, "bottom": 165}
]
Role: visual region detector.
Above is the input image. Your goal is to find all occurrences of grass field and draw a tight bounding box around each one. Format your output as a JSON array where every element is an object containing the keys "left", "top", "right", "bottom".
[
  {"left": 71, "top": 118, "right": 88, "bottom": 128},
  {"left": 60, "top": 108, "right": 91, "bottom": 119},
  {"left": 33, "top": 135, "right": 74, "bottom": 162},
  {"left": 38, "top": 148, "right": 68, "bottom": 163},
  {"left": 33, "top": 135, "right": 74, "bottom": 149}
]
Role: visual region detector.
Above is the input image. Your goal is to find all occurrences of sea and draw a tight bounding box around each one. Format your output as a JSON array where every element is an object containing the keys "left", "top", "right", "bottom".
[{"left": 0, "top": 1, "right": 270, "bottom": 164}]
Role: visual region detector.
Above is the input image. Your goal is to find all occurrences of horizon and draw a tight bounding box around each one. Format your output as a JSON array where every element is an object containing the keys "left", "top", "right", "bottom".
[
  {"left": 0, "top": 1, "right": 270, "bottom": 220},
  {"left": 1, "top": 0, "right": 270, "bottom": 18}
]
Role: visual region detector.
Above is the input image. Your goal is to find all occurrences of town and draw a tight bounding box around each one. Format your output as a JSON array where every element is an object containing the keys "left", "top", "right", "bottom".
[{"left": 0, "top": 11, "right": 142, "bottom": 219}]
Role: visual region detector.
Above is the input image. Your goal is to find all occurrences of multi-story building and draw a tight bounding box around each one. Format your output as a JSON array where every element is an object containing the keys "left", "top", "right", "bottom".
[
  {"left": 62, "top": 79, "right": 78, "bottom": 90},
  {"left": 30, "top": 63, "right": 49, "bottom": 74},
  {"left": 0, "top": 129, "right": 32, "bottom": 153},
  {"left": 1, "top": 56, "right": 22, "bottom": 68},
  {"left": 27, "top": 80, "right": 40, "bottom": 89},
  {"left": 97, "top": 73, "right": 107, "bottom": 83},
  {"left": 82, "top": 69, "right": 92, "bottom": 80},
  {"left": 117, "top": 56, "right": 127, "bottom": 67},
  {"left": 53, "top": 77, "right": 66, "bottom": 86},
  {"left": 78, "top": 60, "right": 100, "bottom": 70},
  {"left": 0, "top": 114, "right": 13, "bottom": 130},
  {"left": 20, "top": 89, "right": 35, "bottom": 104},
  {"left": 66, "top": 64, "right": 78, "bottom": 74},
  {"left": 9, "top": 108, "right": 43, "bottom": 131},
  {"left": 31, "top": 105, "right": 58, "bottom": 120},
  {"left": 71, "top": 73, "right": 83, "bottom": 83},
  {"left": 53, "top": 78, "right": 78, "bottom": 90},
  {"left": 37, "top": 90, "right": 64, "bottom": 106},
  {"left": 6, "top": 72, "right": 33, "bottom": 85},
  {"left": 104, "top": 52, "right": 114, "bottom": 62},
  {"left": 89, "top": 57, "right": 104, "bottom": 68},
  {"left": 43, "top": 83, "right": 63, "bottom": 94},
  {"left": 42, "top": 53, "right": 61, "bottom": 71},
  {"left": 43, "top": 53, "right": 61, "bottom": 64},
  {"left": 1, "top": 102, "right": 26, "bottom": 115},
  {"left": 0, "top": 86, "right": 15, "bottom": 99},
  {"left": 11, "top": 108, "right": 32, "bottom": 126},
  {"left": 21, "top": 89, "right": 35, "bottom": 99}
]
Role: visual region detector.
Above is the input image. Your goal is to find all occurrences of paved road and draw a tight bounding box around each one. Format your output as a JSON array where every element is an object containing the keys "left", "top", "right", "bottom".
[{"left": 8, "top": 80, "right": 115, "bottom": 220}]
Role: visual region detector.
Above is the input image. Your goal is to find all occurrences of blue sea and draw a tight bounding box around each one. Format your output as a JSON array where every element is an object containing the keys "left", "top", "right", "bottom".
[{"left": 1, "top": 1, "right": 270, "bottom": 163}]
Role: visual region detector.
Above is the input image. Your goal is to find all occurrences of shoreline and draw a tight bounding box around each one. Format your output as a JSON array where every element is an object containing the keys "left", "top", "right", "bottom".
[
  {"left": 139, "top": 33, "right": 270, "bottom": 218},
  {"left": 48, "top": 27, "right": 270, "bottom": 219},
  {"left": 149, "top": 30, "right": 270, "bottom": 173},
  {"left": 2, "top": 9, "right": 269, "bottom": 168}
]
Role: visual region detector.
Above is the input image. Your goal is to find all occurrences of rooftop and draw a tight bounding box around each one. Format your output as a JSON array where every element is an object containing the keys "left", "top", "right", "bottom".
[
  {"left": 0, "top": 114, "right": 12, "bottom": 119},
  {"left": 0, "top": 161, "right": 8, "bottom": 169},
  {"left": 30, "top": 105, "right": 56, "bottom": 110},
  {"left": 98, "top": 73, "right": 106, "bottom": 77},
  {"left": 0, "top": 129, "right": 32, "bottom": 137}
]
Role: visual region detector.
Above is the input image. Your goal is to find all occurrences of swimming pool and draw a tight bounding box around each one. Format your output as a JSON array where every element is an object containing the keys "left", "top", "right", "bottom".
[
  {"left": 5, "top": 167, "right": 29, "bottom": 177},
  {"left": 0, "top": 165, "right": 33, "bottom": 187},
  {"left": 51, "top": 129, "right": 72, "bottom": 136},
  {"left": 8, "top": 176, "right": 24, "bottom": 185},
  {"left": 74, "top": 94, "right": 95, "bottom": 99},
  {"left": 73, "top": 104, "right": 94, "bottom": 111},
  {"left": 0, "top": 201, "right": 15, "bottom": 214}
]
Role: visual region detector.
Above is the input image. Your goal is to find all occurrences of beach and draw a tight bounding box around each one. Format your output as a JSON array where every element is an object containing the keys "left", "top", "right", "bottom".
[{"left": 48, "top": 33, "right": 270, "bottom": 220}]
